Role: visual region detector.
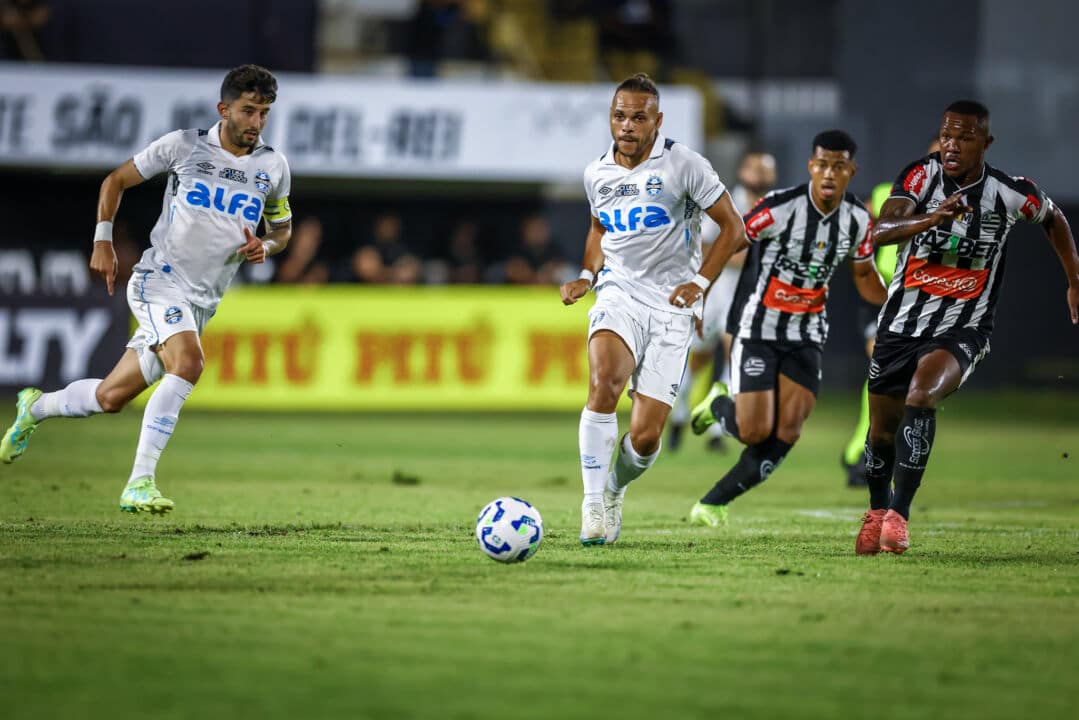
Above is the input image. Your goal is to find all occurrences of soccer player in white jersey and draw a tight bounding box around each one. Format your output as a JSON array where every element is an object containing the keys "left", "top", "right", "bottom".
[
  {"left": 668, "top": 152, "right": 776, "bottom": 452},
  {"left": 1, "top": 65, "right": 293, "bottom": 513},
  {"left": 560, "top": 73, "right": 746, "bottom": 545},
  {"left": 686, "top": 130, "right": 887, "bottom": 527}
]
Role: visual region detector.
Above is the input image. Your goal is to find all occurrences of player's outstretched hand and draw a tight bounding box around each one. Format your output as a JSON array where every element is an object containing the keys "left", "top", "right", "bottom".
[
  {"left": 238, "top": 227, "right": 266, "bottom": 264},
  {"left": 932, "top": 192, "right": 974, "bottom": 226},
  {"left": 1067, "top": 284, "right": 1079, "bottom": 325},
  {"left": 561, "top": 279, "right": 591, "bottom": 305},
  {"left": 89, "top": 240, "right": 118, "bottom": 296},
  {"left": 669, "top": 282, "right": 703, "bottom": 310}
]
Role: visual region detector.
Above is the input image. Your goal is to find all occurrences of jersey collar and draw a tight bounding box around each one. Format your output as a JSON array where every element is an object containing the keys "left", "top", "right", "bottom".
[
  {"left": 940, "top": 161, "right": 987, "bottom": 194},
  {"left": 602, "top": 133, "right": 667, "bottom": 166},
  {"left": 805, "top": 183, "right": 840, "bottom": 222},
  {"left": 207, "top": 121, "right": 266, "bottom": 154}
]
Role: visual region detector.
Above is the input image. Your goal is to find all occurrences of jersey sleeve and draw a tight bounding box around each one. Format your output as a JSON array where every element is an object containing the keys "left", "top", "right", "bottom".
[
  {"left": 849, "top": 200, "right": 875, "bottom": 262},
  {"left": 1007, "top": 176, "right": 1053, "bottom": 224},
  {"left": 889, "top": 156, "right": 933, "bottom": 205},
  {"left": 683, "top": 150, "right": 726, "bottom": 211},
  {"left": 262, "top": 158, "right": 292, "bottom": 226},
  {"left": 742, "top": 192, "right": 785, "bottom": 243},
  {"left": 132, "top": 129, "right": 188, "bottom": 179}
]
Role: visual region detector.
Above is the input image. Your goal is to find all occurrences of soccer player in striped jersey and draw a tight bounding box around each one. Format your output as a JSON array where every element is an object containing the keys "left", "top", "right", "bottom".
[
  {"left": 561, "top": 73, "right": 746, "bottom": 545},
  {"left": 855, "top": 100, "right": 1079, "bottom": 555},
  {"left": 687, "top": 130, "right": 887, "bottom": 527},
  {"left": 0, "top": 65, "right": 293, "bottom": 513}
]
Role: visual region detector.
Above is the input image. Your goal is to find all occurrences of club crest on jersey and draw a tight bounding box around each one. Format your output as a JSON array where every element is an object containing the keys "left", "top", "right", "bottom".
[
  {"left": 255, "top": 170, "right": 271, "bottom": 193},
  {"left": 615, "top": 184, "right": 639, "bottom": 197},
  {"left": 219, "top": 167, "right": 247, "bottom": 183},
  {"left": 646, "top": 176, "right": 663, "bottom": 196},
  {"left": 980, "top": 211, "right": 1002, "bottom": 236},
  {"left": 164, "top": 306, "right": 183, "bottom": 325},
  {"left": 185, "top": 181, "right": 264, "bottom": 221},
  {"left": 597, "top": 205, "right": 671, "bottom": 234}
]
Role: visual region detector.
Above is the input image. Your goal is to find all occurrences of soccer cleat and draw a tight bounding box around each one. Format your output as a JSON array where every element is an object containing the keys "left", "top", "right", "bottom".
[
  {"left": 580, "top": 499, "right": 606, "bottom": 546},
  {"left": 119, "top": 476, "right": 174, "bottom": 515},
  {"left": 688, "top": 501, "right": 728, "bottom": 527},
  {"left": 603, "top": 485, "right": 624, "bottom": 544},
  {"left": 855, "top": 508, "right": 887, "bottom": 555},
  {"left": 1, "top": 387, "right": 43, "bottom": 464},
  {"left": 690, "top": 382, "right": 729, "bottom": 435},
  {"left": 880, "top": 509, "right": 910, "bottom": 554},
  {"left": 842, "top": 453, "right": 868, "bottom": 488}
]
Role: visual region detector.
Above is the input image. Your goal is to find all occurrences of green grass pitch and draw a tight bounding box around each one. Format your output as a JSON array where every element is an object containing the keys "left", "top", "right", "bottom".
[{"left": 1, "top": 391, "right": 1077, "bottom": 719}]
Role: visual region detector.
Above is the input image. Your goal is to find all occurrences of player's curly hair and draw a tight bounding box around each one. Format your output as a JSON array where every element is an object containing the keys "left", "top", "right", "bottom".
[
  {"left": 221, "top": 64, "right": 278, "bottom": 104},
  {"left": 616, "top": 73, "right": 659, "bottom": 100}
]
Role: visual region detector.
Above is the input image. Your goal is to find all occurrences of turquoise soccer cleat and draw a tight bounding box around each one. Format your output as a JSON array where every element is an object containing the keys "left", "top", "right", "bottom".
[
  {"left": 119, "top": 476, "right": 174, "bottom": 514},
  {"left": 690, "top": 382, "right": 729, "bottom": 436},
  {"left": 688, "top": 501, "right": 729, "bottom": 527},
  {"left": 1, "top": 387, "right": 43, "bottom": 464}
]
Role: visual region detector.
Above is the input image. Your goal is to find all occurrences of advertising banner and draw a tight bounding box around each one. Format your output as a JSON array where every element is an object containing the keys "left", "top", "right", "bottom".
[
  {"left": 183, "top": 285, "right": 613, "bottom": 411},
  {"left": 0, "top": 63, "right": 702, "bottom": 182}
]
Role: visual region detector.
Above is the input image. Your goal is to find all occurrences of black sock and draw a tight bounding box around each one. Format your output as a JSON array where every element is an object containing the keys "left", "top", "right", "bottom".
[
  {"left": 701, "top": 436, "right": 793, "bottom": 506},
  {"left": 890, "top": 405, "right": 936, "bottom": 519},
  {"left": 710, "top": 395, "right": 741, "bottom": 441},
  {"left": 864, "top": 439, "right": 895, "bottom": 510}
]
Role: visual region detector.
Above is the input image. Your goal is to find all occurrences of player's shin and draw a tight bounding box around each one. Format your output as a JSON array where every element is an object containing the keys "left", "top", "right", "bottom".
[
  {"left": 890, "top": 406, "right": 936, "bottom": 519},
  {"left": 711, "top": 394, "right": 741, "bottom": 440},
  {"left": 864, "top": 440, "right": 895, "bottom": 509},
  {"left": 579, "top": 408, "right": 618, "bottom": 502},
  {"left": 30, "top": 379, "right": 104, "bottom": 420},
  {"left": 700, "top": 436, "right": 791, "bottom": 506},
  {"left": 128, "top": 374, "right": 193, "bottom": 484}
]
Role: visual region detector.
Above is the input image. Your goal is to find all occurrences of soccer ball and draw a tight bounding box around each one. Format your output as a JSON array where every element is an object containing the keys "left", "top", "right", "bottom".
[{"left": 475, "top": 497, "right": 543, "bottom": 563}]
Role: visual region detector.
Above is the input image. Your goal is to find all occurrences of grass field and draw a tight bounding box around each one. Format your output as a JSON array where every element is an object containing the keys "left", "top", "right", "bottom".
[{"left": 1, "top": 390, "right": 1077, "bottom": 719}]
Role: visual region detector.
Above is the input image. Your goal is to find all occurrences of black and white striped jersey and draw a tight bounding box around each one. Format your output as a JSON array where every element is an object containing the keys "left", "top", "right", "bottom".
[
  {"left": 877, "top": 153, "right": 1053, "bottom": 338},
  {"left": 729, "top": 184, "right": 874, "bottom": 345}
]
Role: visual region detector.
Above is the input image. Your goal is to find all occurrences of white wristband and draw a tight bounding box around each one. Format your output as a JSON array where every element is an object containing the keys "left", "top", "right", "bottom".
[
  {"left": 93, "top": 221, "right": 114, "bottom": 243},
  {"left": 578, "top": 268, "right": 595, "bottom": 285},
  {"left": 691, "top": 273, "right": 711, "bottom": 291}
]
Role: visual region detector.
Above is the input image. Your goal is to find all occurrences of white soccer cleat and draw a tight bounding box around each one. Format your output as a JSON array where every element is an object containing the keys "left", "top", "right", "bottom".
[
  {"left": 603, "top": 486, "right": 624, "bottom": 544},
  {"left": 580, "top": 499, "right": 606, "bottom": 546}
]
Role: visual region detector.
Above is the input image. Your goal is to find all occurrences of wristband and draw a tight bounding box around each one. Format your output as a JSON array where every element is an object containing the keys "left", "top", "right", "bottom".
[
  {"left": 93, "top": 221, "right": 114, "bottom": 243},
  {"left": 578, "top": 269, "right": 596, "bottom": 285},
  {"left": 690, "top": 273, "right": 710, "bottom": 291}
]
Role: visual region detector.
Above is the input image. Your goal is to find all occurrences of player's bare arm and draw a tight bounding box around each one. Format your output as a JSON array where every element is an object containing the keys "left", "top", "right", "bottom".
[
  {"left": 850, "top": 256, "right": 887, "bottom": 305},
  {"left": 239, "top": 218, "right": 292, "bottom": 264},
  {"left": 561, "top": 214, "right": 606, "bottom": 306},
  {"left": 90, "top": 159, "right": 147, "bottom": 296},
  {"left": 1041, "top": 205, "right": 1079, "bottom": 324},
  {"left": 669, "top": 192, "right": 746, "bottom": 309},
  {"left": 872, "top": 192, "right": 972, "bottom": 247}
]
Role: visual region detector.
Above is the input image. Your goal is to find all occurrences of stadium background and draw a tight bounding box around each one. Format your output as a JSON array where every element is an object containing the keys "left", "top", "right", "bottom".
[{"left": 2, "top": 0, "right": 1078, "bottom": 406}]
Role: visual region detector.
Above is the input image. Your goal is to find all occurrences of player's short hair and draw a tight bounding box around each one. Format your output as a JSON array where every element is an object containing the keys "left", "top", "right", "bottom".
[
  {"left": 615, "top": 73, "right": 659, "bottom": 101},
  {"left": 811, "top": 129, "right": 857, "bottom": 157},
  {"left": 944, "top": 100, "right": 990, "bottom": 128},
  {"left": 221, "top": 64, "right": 278, "bottom": 104}
]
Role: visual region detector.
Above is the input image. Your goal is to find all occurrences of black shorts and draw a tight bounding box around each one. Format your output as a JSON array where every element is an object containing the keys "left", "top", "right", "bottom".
[
  {"left": 867, "top": 328, "right": 991, "bottom": 397},
  {"left": 731, "top": 337, "right": 823, "bottom": 396}
]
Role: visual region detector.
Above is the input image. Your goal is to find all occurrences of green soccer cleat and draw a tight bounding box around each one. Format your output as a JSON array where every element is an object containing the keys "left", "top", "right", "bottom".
[
  {"left": 690, "top": 382, "right": 729, "bottom": 435},
  {"left": 119, "top": 476, "right": 174, "bottom": 515},
  {"left": 1, "top": 387, "right": 43, "bottom": 464},
  {"left": 689, "top": 501, "right": 729, "bottom": 527}
]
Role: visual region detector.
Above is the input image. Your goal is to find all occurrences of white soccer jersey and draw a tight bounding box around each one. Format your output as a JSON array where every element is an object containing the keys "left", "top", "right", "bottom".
[
  {"left": 132, "top": 121, "right": 292, "bottom": 309},
  {"left": 584, "top": 134, "right": 727, "bottom": 315}
]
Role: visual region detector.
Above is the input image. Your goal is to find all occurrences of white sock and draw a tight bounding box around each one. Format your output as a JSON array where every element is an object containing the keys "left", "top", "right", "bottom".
[
  {"left": 30, "top": 379, "right": 103, "bottom": 421},
  {"left": 670, "top": 366, "right": 696, "bottom": 425},
  {"left": 579, "top": 407, "right": 618, "bottom": 502},
  {"left": 128, "top": 374, "right": 193, "bottom": 484},
  {"left": 610, "top": 433, "right": 660, "bottom": 492}
]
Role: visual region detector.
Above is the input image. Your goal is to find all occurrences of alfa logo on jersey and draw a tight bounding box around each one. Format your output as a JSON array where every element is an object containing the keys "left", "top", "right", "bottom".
[
  {"left": 903, "top": 165, "right": 927, "bottom": 196},
  {"left": 597, "top": 205, "right": 671, "bottom": 234},
  {"left": 185, "top": 182, "right": 264, "bottom": 222}
]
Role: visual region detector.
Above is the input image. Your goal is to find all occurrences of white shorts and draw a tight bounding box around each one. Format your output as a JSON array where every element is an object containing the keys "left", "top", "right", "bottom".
[
  {"left": 587, "top": 284, "right": 693, "bottom": 407},
  {"left": 691, "top": 264, "right": 740, "bottom": 352},
  {"left": 126, "top": 269, "right": 214, "bottom": 385}
]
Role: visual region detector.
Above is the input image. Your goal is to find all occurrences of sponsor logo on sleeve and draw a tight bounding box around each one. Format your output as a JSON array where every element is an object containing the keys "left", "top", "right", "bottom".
[
  {"left": 856, "top": 220, "right": 874, "bottom": 258},
  {"left": 903, "top": 165, "right": 927, "bottom": 196},
  {"left": 1020, "top": 194, "right": 1042, "bottom": 220},
  {"left": 745, "top": 206, "right": 775, "bottom": 239}
]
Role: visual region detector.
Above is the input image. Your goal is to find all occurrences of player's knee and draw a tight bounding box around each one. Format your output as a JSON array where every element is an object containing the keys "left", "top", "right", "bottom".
[
  {"left": 775, "top": 424, "right": 802, "bottom": 445},
  {"left": 740, "top": 423, "right": 770, "bottom": 446},
  {"left": 905, "top": 385, "right": 938, "bottom": 409},
  {"left": 170, "top": 353, "right": 205, "bottom": 384},
  {"left": 96, "top": 386, "right": 129, "bottom": 414},
  {"left": 867, "top": 426, "right": 894, "bottom": 447},
  {"left": 631, "top": 427, "right": 662, "bottom": 456},
  {"left": 587, "top": 377, "right": 622, "bottom": 412}
]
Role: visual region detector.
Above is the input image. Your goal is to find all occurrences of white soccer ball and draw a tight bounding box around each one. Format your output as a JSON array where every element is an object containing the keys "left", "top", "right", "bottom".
[{"left": 475, "top": 496, "right": 543, "bottom": 563}]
